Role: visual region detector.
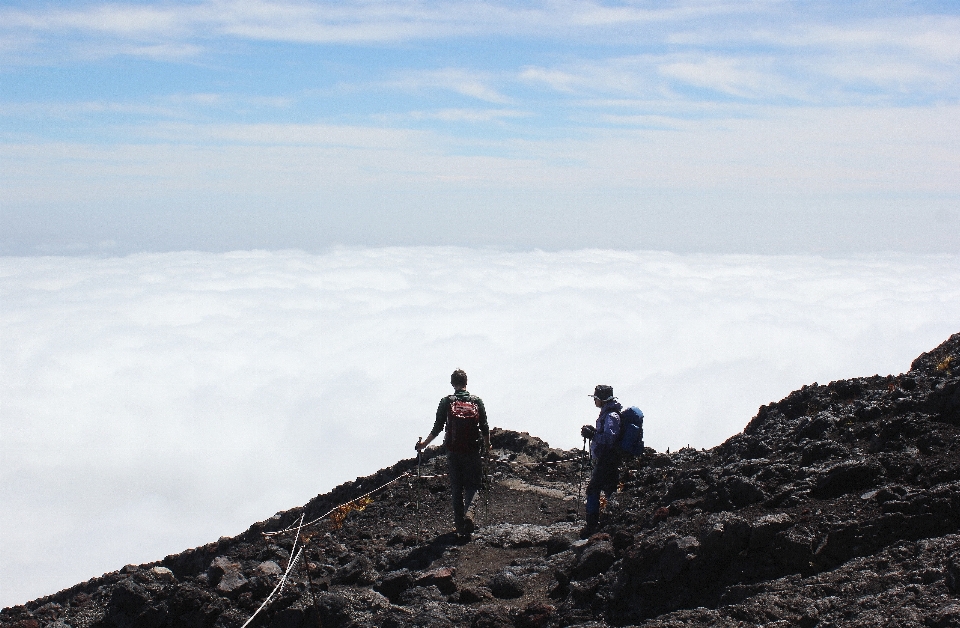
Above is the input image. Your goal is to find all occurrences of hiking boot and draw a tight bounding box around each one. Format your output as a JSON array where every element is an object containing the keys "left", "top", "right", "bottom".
[
  {"left": 578, "top": 523, "right": 599, "bottom": 539},
  {"left": 579, "top": 513, "right": 600, "bottom": 539},
  {"left": 455, "top": 517, "right": 475, "bottom": 537}
]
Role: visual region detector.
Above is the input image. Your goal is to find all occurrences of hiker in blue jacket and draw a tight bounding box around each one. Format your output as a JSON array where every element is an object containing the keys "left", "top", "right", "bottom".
[{"left": 580, "top": 384, "right": 623, "bottom": 538}]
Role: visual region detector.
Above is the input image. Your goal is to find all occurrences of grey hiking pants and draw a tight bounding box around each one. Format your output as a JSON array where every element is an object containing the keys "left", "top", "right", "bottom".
[{"left": 447, "top": 450, "right": 483, "bottom": 527}]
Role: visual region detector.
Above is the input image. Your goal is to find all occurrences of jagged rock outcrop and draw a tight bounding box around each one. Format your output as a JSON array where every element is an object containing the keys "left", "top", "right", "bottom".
[{"left": 3, "top": 333, "right": 960, "bottom": 627}]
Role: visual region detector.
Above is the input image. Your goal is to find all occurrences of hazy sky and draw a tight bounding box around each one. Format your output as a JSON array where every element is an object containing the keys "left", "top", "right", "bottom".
[
  {"left": 2, "top": 0, "right": 958, "bottom": 254},
  {"left": 3, "top": 249, "right": 960, "bottom": 606}
]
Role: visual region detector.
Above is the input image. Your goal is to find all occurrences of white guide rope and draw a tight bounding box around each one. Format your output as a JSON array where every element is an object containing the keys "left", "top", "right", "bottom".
[
  {"left": 240, "top": 514, "right": 305, "bottom": 628},
  {"left": 240, "top": 450, "right": 581, "bottom": 625}
]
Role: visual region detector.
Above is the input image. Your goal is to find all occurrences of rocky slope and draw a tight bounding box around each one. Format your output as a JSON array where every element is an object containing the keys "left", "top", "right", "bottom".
[{"left": 3, "top": 333, "right": 960, "bottom": 628}]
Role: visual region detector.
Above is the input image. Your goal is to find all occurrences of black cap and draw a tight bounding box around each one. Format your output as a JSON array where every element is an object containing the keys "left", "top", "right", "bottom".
[{"left": 590, "top": 385, "right": 614, "bottom": 401}]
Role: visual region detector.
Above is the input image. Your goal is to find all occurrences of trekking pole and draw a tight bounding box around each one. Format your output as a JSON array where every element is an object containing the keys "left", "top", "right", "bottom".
[
  {"left": 301, "top": 537, "right": 322, "bottom": 627},
  {"left": 415, "top": 438, "right": 423, "bottom": 540},
  {"left": 482, "top": 448, "right": 491, "bottom": 526},
  {"left": 416, "top": 438, "right": 422, "bottom": 514},
  {"left": 576, "top": 437, "right": 586, "bottom": 521},
  {"left": 486, "top": 450, "right": 492, "bottom": 518}
]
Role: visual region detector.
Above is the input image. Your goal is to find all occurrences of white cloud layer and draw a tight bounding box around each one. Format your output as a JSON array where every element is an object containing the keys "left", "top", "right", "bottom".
[{"left": 2, "top": 247, "right": 959, "bottom": 607}]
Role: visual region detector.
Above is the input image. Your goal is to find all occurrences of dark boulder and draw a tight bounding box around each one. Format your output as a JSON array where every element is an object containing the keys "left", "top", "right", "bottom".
[
  {"left": 703, "top": 476, "right": 765, "bottom": 511},
  {"left": 374, "top": 569, "right": 415, "bottom": 603},
  {"left": 658, "top": 536, "right": 699, "bottom": 582},
  {"left": 208, "top": 556, "right": 249, "bottom": 596},
  {"left": 545, "top": 533, "right": 575, "bottom": 556},
  {"left": 102, "top": 578, "right": 169, "bottom": 628},
  {"left": 313, "top": 592, "right": 353, "bottom": 628},
  {"left": 333, "top": 554, "right": 377, "bottom": 586},
  {"left": 571, "top": 540, "right": 617, "bottom": 581},
  {"left": 489, "top": 428, "right": 549, "bottom": 457},
  {"left": 812, "top": 459, "right": 884, "bottom": 498}
]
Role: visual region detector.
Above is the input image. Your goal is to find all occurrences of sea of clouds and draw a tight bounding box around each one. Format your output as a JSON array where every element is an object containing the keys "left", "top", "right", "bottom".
[{"left": 2, "top": 247, "right": 959, "bottom": 607}]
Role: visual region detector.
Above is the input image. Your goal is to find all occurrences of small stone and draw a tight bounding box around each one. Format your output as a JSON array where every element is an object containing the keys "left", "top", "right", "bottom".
[
  {"left": 209, "top": 556, "right": 248, "bottom": 594},
  {"left": 217, "top": 570, "right": 249, "bottom": 594},
  {"left": 333, "top": 555, "right": 378, "bottom": 585},
  {"left": 150, "top": 566, "right": 175, "bottom": 582},
  {"left": 256, "top": 560, "right": 282, "bottom": 576},
  {"left": 415, "top": 567, "right": 457, "bottom": 594},
  {"left": 488, "top": 571, "right": 524, "bottom": 599}
]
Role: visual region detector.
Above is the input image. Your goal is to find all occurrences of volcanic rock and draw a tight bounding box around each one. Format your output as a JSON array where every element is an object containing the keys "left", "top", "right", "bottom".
[{"left": 487, "top": 571, "right": 525, "bottom": 599}]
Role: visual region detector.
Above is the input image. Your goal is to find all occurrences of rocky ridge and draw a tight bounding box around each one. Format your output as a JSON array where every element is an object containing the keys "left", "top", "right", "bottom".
[{"left": 3, "top": 333, "right": 960, "bottom": 628}]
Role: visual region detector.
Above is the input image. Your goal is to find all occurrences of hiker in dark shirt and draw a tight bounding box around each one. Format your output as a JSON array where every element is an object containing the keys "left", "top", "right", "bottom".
[
  {"left": 416, "top": 369, "right": 491, "bottom": 536},
  {"left": 580, "top": 384, "right": 623, "bottom": 538}
]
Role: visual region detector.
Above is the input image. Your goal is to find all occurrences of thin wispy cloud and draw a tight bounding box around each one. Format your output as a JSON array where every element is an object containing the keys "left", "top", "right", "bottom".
[
  {"left": 779, "top": 17, "right": 960, "bottom": 61},
  {"left": 521, "top": 44, "right": 958, "bottom": 107},
  {"left": 0, "top": 0, "right": 744, "bottom": 47},
  {"left": 2, "top": 1, "right": 958, "bottom": 252},
  {"left": 657, "top": 55, "right": 806, "bottom": 101},
  {"left": 407, "top": 108, "right": 530, "bottom": 123},
  {"left": 567, "top": 0, "right": 746, "bottom": 26},
  {"left": 389, "top": 68, "right": 515, "bottom": 104},
  {"left": 3, "top": 4, "right": 189, "bottom": 36}
]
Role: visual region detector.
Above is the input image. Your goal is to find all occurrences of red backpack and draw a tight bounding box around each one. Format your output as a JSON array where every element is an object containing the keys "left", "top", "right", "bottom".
[{"left": 444, "top": 396, "right": 480, "bottom": 453}]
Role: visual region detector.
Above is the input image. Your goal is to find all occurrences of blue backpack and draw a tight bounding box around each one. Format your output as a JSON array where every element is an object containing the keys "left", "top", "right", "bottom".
[{"left": 618, "top": 407, "right": 645, "bottom": 456}]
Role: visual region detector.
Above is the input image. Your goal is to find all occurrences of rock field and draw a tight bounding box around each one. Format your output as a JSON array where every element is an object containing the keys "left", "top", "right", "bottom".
[{"left": 3, "top": 333, "right": 960, "bottom": 627}]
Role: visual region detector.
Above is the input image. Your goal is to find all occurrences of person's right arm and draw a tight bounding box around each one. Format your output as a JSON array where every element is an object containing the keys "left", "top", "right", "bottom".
[{"left": 416, "top": 397, "right": 448, "bottom": 450}]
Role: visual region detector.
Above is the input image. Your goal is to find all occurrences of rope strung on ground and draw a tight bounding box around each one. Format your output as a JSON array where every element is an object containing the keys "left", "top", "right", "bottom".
[
  {"left": 242, "top": 449, "right": 583, "bottom": 625},
  {"left": 240, "top": 514, "right": 305, "bottom": 628},
  {"left": 262, "top": 453, "right": 581, "bottom": 538},
  {"left": 246, "top": 467, "right": 452, "bottom": 623},
  {"left": 263, "top": 452, "right": 584, "bottom": 537},
  {"left": 498, "top": 455, "right": 581, "bottom": 467},
  {"left": 263, "top": 471, "right": 418, "bottom": 537}
]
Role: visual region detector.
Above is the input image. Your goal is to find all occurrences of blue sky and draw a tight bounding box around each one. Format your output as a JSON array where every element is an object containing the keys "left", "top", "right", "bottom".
[{"left": 1, "top": 0, "right": 959, "bottom": 253}]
